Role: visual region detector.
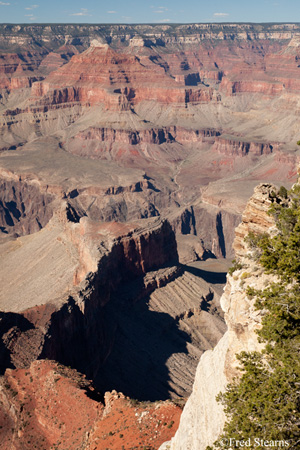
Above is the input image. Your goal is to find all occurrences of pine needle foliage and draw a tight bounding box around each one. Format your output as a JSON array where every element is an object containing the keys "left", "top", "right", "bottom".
[{"left": 208, "top": 184, "right": 300, "bottom": 450}]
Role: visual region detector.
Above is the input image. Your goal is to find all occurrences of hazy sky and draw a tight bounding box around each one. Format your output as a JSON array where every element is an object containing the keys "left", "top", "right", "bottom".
[{"left": 0, "top": 0, "right": 299, "bottom": 24}]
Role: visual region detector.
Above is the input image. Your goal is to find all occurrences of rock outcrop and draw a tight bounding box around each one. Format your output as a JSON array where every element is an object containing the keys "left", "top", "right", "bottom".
[
  {"left": 0, "top": 359, "right": 182, "bottom": 450},
  {"left": 0, "top": 178, "right": 55, "bottom": 236},
  {"left": 160, "top": 183, "right": 279, "bottom": 450},
  {"left": 0, "top": 51, "right": 44, "bottom": 91},
  {"left": 212, "top": 137, "right": 274, "bottom": 157},
  {"left": 29, "top": 44, "right": 219, "bottom": 112},
  {"left": 71, "top": 125, "right": 219, "bottom": 148}
]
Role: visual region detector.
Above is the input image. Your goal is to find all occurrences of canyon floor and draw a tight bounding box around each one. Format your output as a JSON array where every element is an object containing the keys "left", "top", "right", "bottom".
[{"left": 0, "top": 22, "right": 300, "bottom": 449}]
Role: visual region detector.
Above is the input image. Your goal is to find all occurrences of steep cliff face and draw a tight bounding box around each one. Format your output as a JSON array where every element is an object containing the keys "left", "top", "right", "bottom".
[
  {"left": 160, "top": 183, "right": 278, "bottom": 450},
  {"left": 0, "top": 210, "right": 228, "bottom": 402},
  {"left": 71, "top": 125, "right": 219, "bottom": 147},
  {"left": 0, "top": 215, "right": 178, "bottom": 367},
  {"left": 0, "top": 51, "right": 45, "bottom": 91},
  {"left": 212, "top": 137, "right": 275, "bottom": 157},
  {"left": 0, "top": 177, "right": 55, "bottom": 236}
]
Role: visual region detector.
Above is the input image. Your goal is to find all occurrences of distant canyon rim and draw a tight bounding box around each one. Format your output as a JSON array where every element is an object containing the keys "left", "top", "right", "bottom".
[{"left": 0, "top": 22, "right": 300, "bottom": 447}]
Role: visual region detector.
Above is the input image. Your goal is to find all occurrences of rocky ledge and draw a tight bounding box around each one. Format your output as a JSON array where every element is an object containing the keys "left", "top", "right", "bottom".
[{"left": 0, "top": 359, "right": 182, "bottom": 450}]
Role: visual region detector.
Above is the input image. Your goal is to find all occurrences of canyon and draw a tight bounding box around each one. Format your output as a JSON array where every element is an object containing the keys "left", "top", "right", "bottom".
[
  {"left": 159, "top": 183, "right": 281, "bottom": 450},
  {"left": 0, "top": 22, "right": 300, "bottom": 449}
]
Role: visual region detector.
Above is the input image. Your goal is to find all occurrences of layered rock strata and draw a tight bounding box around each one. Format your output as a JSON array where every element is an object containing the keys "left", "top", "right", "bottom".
[
  {"left": 0, "top": 178, "right": 55, "bottom": 236},
  {"left": 29, "top": 43, "right": 218, "bottom": 112},
  {"left": 0, "top": 187, "right": 226, "bottom": 400},
  {"left": 95, "top": 265, "right": 226, "bottom": 400},
  {"left": 1, "top": 27, "right": 300, "bottom": 265}
]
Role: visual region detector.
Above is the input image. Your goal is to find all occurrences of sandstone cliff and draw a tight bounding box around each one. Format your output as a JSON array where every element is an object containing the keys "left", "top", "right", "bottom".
[{"left": 160, "top": 183, "right": 278, "bottom": 450}]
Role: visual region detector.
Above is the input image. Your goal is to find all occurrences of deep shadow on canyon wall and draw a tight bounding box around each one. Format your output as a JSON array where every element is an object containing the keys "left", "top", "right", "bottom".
[
  {"left": 38, "top": 287, "right": 190, "bottom": 401},
  {"left": 173, "top": 205, "right": 241, "bottom": 259},
  {"left": 0, "top": 179, "right": 54, "bottom": 236},
  {"left": 35, "top": 220, "right": 187, "bottom": 401},
  {"left": 0, "top": 189, "right": 236, "bottom": 400},
  {"left": 0, "top": 191, "right": 238, "bottom": 400}
]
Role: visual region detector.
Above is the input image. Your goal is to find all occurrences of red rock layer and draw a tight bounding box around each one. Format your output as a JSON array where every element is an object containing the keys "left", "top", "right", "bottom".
[
  {"left": 0, "top": 360, "right": 102, "bottom": 450},
  {"left": 212, "top": 136, "right": 275, "bottom": 156},
  {"left": 149, "top": 40, "right": 281, "bottom": 85},
  {"left": 88, "top": 390, "right": 182, "bottom": 450},
  {"left": 74, "top": 125, "right": 220, "bottom": 146},
  {"left": 39, "top": 45, "right": 172, "bottom": 88},
  {"left": 0, "top": 45, "right": 80, "bottom": 92},
  {"left": 38, "top": 45, "right": 79, "bottom": 75},
  {"left": 217, "top": 42, "right": 300, "bottom": 96},
  {"left": 2, "top": 34, "right": 300, "bottom": 101},
  {"left": 0, "top": 360, "right": 181, "bottom": 450},
  {"left": 135, "top": 39, "right": 300, "bottom": 98},
  {"left": 0, "top": 52, "right": 44, "bottom": 90},
  {"left": 30, "top": 45, "right": 220, "bottom": 109}
]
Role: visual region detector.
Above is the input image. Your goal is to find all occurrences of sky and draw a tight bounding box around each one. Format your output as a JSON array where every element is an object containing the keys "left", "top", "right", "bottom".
[{"left": 0, "top": 0, "right": 300, "bottom": 24}]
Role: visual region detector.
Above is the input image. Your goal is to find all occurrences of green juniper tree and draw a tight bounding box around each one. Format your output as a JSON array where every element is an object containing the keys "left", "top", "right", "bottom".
[{"left": 208, "top": 184, "right": 300, "bottom": 450}]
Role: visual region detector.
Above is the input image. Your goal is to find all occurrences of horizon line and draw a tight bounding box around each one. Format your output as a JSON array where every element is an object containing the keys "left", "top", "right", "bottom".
[{"left": 1, "top": 21, "right": 300, "bottom": 26}]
